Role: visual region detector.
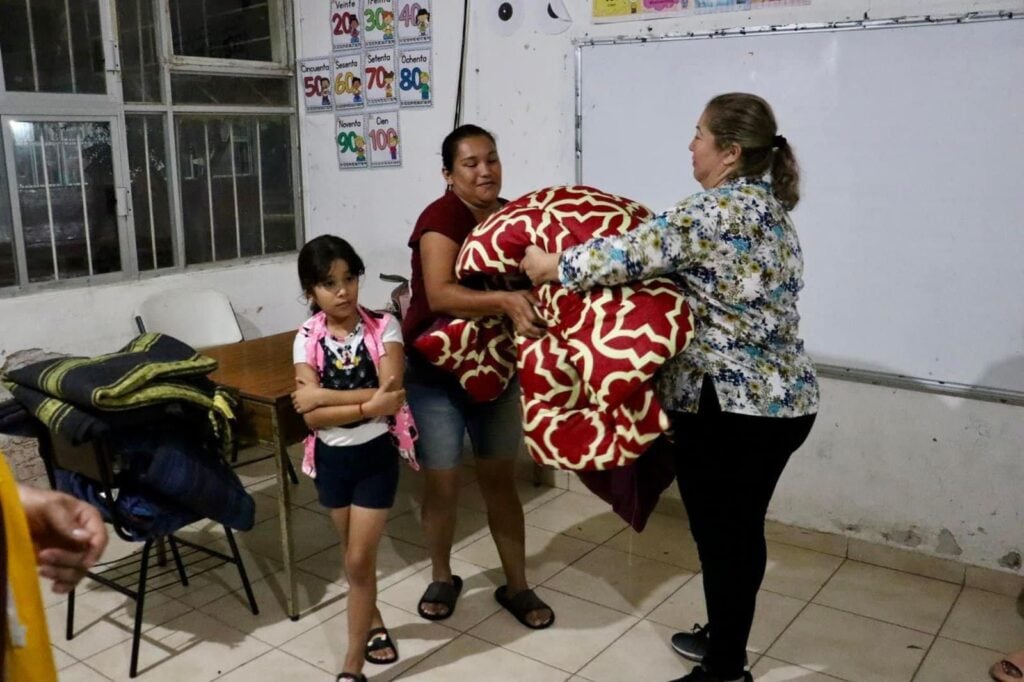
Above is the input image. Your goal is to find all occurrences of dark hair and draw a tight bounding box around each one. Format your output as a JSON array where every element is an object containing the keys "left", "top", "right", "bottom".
[
  {"left": 441, "top": 124, "right": 496, "bottom": 173},
  {"left": 417, "top": 9, "right": 430, "bottom": 19},
  {"left": 704, "top": 92, "right": 800, "bottom": 210},
  {"left": 297, "top": 235, "right": 365, "bottom": 312}
]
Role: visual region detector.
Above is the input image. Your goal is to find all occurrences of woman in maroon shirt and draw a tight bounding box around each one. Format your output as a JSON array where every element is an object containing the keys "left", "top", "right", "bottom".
[{"left": 402, "top": 125, "right": 553, "bottom": 629}]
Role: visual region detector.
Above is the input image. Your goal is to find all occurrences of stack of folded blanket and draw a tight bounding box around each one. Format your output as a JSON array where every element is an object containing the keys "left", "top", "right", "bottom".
[{"left": 1, "top": 333, "right": 254, "bottom": 534}]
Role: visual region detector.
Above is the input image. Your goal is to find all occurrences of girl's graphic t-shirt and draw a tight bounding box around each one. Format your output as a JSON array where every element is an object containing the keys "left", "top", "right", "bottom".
[{"left": 292, "top": 315, "right": 403, "bottom": 447}]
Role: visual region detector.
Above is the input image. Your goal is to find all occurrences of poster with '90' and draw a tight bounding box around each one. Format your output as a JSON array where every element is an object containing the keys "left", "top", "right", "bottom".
[{"left": 336, "top": 114, "right": 368, "bottom": 169}]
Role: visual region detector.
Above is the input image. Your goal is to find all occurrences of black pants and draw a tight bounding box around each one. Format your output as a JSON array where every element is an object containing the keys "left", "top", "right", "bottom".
[{"left": 670, "top": 378, "right": 815, "bottom": 680}]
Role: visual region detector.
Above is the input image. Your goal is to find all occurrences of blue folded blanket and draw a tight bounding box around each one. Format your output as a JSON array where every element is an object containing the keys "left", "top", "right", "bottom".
[{"left": 55, "top": 419, "right": 255, "bottom": 539}]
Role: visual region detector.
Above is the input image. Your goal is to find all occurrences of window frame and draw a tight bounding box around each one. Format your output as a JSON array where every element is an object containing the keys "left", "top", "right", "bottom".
[{"left": 0, "top": 0, "right": 303, "bottom": 296}]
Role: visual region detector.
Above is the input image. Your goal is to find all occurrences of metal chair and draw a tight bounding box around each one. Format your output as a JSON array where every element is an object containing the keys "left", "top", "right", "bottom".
[{"left": 37, "top": 421, "right": 259, "bottom": 678}]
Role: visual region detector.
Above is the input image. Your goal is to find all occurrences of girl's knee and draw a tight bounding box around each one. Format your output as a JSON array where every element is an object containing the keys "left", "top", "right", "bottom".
[{"left": 344, "top": 551, "right": 376, "bottom": 583}]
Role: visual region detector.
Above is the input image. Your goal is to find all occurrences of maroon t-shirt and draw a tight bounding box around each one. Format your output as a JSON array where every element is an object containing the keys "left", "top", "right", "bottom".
[{"left": 403, "top": 190, "right": 500, "bottom": 345}]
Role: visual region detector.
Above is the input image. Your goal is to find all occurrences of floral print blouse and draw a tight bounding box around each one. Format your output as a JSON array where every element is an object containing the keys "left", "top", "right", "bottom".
[{"left": 558, "top": 175, "right": 819, "bottom": 418}]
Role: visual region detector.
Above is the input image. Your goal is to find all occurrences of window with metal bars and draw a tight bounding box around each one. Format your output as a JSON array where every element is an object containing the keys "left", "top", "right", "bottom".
[{"left": 0, "top": 0, "right": 299, "bottom": 289}]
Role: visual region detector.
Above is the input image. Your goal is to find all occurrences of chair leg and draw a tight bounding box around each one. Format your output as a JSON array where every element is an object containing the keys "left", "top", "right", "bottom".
[
  {"left": 65, "top": 587, "right": 76, "bottom": 640},
  {"left": 155, "top": 537, "right": 168, "bottom": 567},
  {"left": 167, "top": 536, "right": 189, "bottom": 586},
  {"left": 223, "top": 526, "right": 259, "bottom": 615},
  {"left": 286, "top": 456, "right": 298, "bottom": 485},
  {"left": 130, "top": 540, "right": 154, "bottom": 679}
]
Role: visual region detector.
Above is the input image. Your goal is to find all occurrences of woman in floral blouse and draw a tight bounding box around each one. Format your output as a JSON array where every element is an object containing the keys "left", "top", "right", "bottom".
[{"left": 522, "top": 93, "right": 819, "bottom": 682}]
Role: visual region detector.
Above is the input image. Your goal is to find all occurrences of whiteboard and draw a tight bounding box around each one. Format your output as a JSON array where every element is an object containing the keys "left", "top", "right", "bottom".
[{"left": 578, "top": 17, "right": 1024, "bottom": 396}]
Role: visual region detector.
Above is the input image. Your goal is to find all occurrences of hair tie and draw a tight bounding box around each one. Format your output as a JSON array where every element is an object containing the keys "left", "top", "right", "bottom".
[{"left": 773, "top": 134, "right": 788, "bottom": 150}]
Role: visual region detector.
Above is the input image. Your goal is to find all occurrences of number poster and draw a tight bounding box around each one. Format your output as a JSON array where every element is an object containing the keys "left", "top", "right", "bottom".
[
  {"left": 396, "top": 0, "right": 431, "bottom": 44},
  {"left": 330, "top": 0, "right": 362, "bottom": 50},
  {"left": 336, "top": 114, "right": 369, "bottom": 169},
  {"left": 398, "top": 48, "right": 431, "bottom": 107},
  {"left": 334, "top": 53, "right": 364, "bottom": 109},
  {"left": 299, "top": 56, "right": 333, "bottom": 112},
  {"left": 366, "top": 111, "right": 402, "bottom": 168},
  {"left": 363, "top": 48, "right": 397, "bottom": 106},
  {"left": 363, "top": 0, "right": 397, "bottom": 46},
  {"left": 319, "top": 0, "right": 431, "bottom": 169}
]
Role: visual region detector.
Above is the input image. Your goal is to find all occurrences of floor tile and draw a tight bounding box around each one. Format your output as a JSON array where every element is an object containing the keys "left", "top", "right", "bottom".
[
  {"left": 524, "top": 490, "right": 629, "bottom": 544},
  {"left": 384, "top": 507, "right": 491, "bottom": 552},
  {"left": 761, "top": 543, "right": 844, "bottom": 601},
  {"left": 215, "top": 648, "right": 336, "bottom": 680},
  {"left": 155, "top": 542, "right": 283, "bottom": 610},
  {"left": 46, "top": 584, "right": 192, "bottom": 661},
  {"left": 768, "top": 603, "right": 932, "bottom": 682},
  {"left": 296, "top": 533, "right": 430, "bottom": 592},
  {"left": 249, "top": 467, "right": 321, "bottom": 506},
  {"left": 602, "top": 512, "right": 702, "bottom": 572},
  {"left": 577, "top": 618, "right": 696, "bottom": 681},
  {"left": 279, "top": 601, "right": 460, "bottom": 681},
  {"left": 396, "top": 632, "right": 570, "bottom": 681},
  {"left": 57, "top": 662, "right": 114, "bottom": 681},
  {"left": 198, "top": 567, "right": 349, "bottom": 646},
  {"left": 913, "top": 636, "right": 1003, "bottom": 682},
  {"left": 458, "top": 475, "right": 565, "bottom": 515},
  {"left": 83, "top": 608, "right": 272, "bottom": 681},
  {"left": 813, "top": 560, "right": 960, "bottom": 633},
  {"left": 645, "top": 573, "right": 806, "bottom": 656},
  {"left": 941, "top": 587, "right": 1024, "bottom": 652},
  {"left": 235, "top": 505, "right": 341, "bottom": 564},
  {"left": 452, "top": 524, "right": 596, "bottom": 585},
  {"left": 51, "top": 643, "right": 78, "bottom": 671},
  {"left": 469, "top": 586, "right": 637, "bottom": 673},
  {"left": 542, "top": 545, "right": 692, "bottom": 617},
  {"left": 378, "top": 558, "right": 504, "bottom": 632},
  {"left": 749, "top": 656, "right": 846, "bottom": 680}
]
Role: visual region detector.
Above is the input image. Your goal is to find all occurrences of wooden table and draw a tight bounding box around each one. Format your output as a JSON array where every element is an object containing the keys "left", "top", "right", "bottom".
[{"left": 203, "top": 331, "right": 306, "bottom": 620}]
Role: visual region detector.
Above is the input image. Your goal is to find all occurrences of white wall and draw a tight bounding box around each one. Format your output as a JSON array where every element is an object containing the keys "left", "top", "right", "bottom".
[{"left": 0, "top": 0, "right": 1020, "bottom": 573}]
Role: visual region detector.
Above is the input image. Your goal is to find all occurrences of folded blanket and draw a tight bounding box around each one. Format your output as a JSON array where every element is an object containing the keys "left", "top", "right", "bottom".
[
  {"left": 2, "top": 333, "right": 234, "bottom": 456},
  {"left": 454, "top": 185, "right": 694, "bottom": 471},
  {"left": 107, "top": 420, "right": 255, "bottom": 532},
  {"left": 56, "top": 469, "right": 200, "bottom": 542}
]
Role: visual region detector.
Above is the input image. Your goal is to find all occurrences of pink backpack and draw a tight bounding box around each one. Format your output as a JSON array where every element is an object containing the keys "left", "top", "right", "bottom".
[{"left": 300, "top": 307, "right": 419, "bottom": 477}]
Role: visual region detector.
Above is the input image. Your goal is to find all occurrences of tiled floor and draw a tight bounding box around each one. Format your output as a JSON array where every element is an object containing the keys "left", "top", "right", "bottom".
[{"left": 45, "top": 447, "right": 1023, "bottom": 681}]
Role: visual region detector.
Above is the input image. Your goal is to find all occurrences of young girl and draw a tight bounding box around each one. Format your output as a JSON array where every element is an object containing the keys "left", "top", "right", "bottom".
[{"left": 292, "top": 235, "right": 416, "bottom": 682}]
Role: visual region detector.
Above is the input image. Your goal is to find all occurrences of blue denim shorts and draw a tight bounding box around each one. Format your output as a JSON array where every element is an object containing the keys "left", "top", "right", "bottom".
[{"left": 405, "top": 362, "right": 523, "bottom": 471}]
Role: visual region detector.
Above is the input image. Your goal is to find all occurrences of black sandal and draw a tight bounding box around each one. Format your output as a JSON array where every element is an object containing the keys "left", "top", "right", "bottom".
[
  {"left": 364, "top": 625, "right": 398, "bottom": 665},
  {"left": 416, "top": 575, "right": 463, "bottom": 621},
  {"left": 336, "top": 673, "right": 367, "bottom": 682},
  {"left": 494, "top": 585, "right": 555, "bottom": 629}
]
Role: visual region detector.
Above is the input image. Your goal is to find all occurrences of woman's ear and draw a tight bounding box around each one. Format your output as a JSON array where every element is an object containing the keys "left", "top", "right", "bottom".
[{"left": 724, "top": 142, "right": 742, "bottom": 167}]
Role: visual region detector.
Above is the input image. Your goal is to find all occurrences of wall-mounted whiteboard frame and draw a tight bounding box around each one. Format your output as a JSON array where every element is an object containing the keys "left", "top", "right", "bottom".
[{"left": 575, "top": 12, "right": 1024, "bottom": 406}]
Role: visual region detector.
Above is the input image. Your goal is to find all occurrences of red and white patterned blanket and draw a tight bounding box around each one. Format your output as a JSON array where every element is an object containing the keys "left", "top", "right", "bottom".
[{"left": 414, "top": 185, "right": 694, "bottom": 471}]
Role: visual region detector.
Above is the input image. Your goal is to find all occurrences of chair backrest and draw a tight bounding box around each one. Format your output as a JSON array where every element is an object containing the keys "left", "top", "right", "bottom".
[{"left": 134, "top": 289, "right": 243, "bottom": 349}]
